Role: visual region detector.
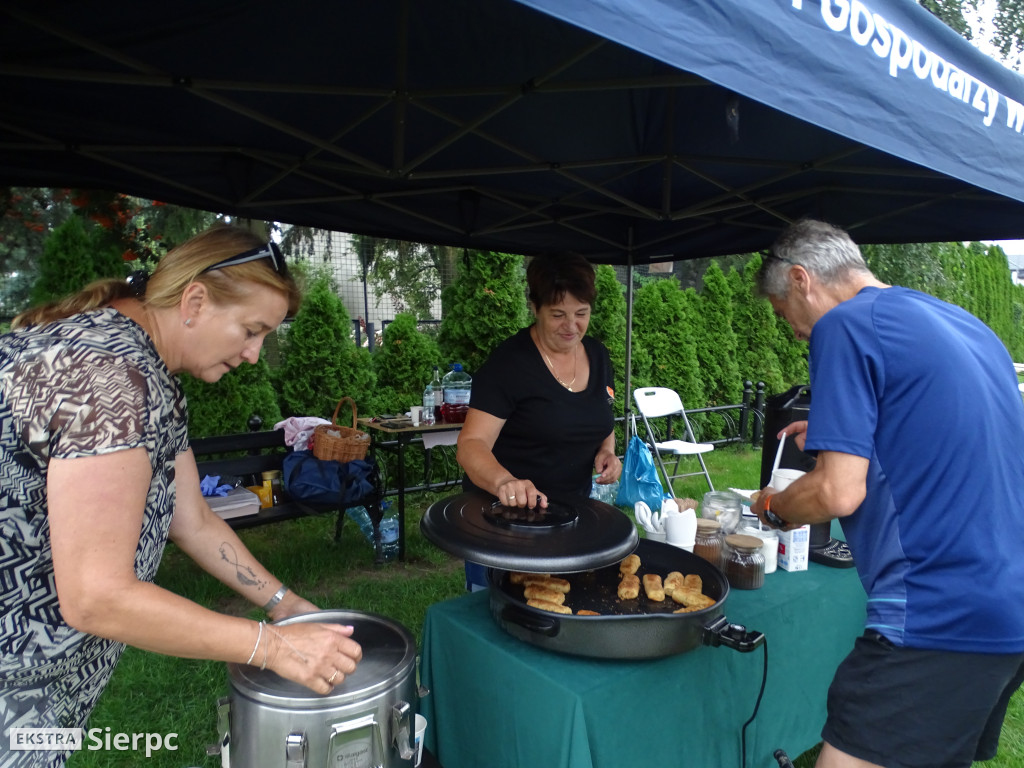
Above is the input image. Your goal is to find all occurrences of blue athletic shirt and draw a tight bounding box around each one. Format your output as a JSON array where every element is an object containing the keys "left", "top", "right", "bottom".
[{"left": 805, "top": 286, "right": 1024, "bottom": 653}]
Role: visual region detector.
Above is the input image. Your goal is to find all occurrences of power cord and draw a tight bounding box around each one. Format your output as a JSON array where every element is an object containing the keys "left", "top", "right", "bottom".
[{"left": 741, "top": 637, "right": 769, "bottom": 768}]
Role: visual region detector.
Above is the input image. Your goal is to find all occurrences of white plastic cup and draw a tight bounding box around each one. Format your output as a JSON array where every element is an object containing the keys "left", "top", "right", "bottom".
[
  {"left": 646, "top": 529, "right": 667, "bottom": 542},
  {"left": 770, "top": 468, "right": 805, "bottom": 491},
  {"left": 665, "top": 508, "right": 697, "bottom": 551},
  {"left": 414, "top": 714, "right": 427, "bottom": 767},
  {"left": 410, "top": 406, "right": 422, "bottom": 426}
]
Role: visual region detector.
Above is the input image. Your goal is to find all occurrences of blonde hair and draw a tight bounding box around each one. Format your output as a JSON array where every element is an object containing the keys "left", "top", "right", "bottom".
[{"left": 13, "top": 225, "right": 301, "bottom": 329}]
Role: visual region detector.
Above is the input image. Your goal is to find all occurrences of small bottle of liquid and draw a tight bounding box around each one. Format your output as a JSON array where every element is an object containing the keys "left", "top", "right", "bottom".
[{"left": 430, "top": 366, "right": 443, "bottom": 423}]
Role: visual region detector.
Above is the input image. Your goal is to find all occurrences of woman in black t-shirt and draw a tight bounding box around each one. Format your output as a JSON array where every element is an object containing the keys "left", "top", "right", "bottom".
[{"left": 457, "top": 253, "right": 621, "bottom": 509}]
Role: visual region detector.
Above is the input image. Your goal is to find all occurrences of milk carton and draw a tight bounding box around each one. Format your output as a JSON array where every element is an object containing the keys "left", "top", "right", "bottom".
[{"left": 777, "top": 524, "right": 810, "bottom": 571}]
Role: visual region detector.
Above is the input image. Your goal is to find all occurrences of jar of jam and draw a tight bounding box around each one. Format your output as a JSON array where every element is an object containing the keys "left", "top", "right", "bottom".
[
  {"left": 724, "top": 533, "right": 766, "bottom": 590},
  {"left": 693, "top": 518, "right": 724, "bottom": 569}
]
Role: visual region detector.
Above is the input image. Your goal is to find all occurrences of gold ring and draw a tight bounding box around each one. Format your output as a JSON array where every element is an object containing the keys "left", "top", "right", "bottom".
[{"left": 328, "top": 670, "right": 339, "bottom": 685}]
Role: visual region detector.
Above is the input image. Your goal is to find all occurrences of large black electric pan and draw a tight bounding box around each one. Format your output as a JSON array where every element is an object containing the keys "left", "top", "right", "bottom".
[{"left": 489, "top": 538, "right": 764, "bottom": 660}]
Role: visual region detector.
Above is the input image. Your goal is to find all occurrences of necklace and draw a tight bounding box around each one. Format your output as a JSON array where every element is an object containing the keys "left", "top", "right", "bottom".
[{"left": 541, "top": 343, "right": 578, "bottom": 392}]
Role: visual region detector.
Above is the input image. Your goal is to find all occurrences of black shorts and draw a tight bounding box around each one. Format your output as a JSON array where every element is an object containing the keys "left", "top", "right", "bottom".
[{"left": 822, "top": 631, "right": 1024, "bottom": 768}]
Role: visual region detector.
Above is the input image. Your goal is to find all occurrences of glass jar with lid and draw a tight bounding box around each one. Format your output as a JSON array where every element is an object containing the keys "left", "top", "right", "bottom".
[
  {"left": 693, "top": 518, "right": 724, "bottom": 569},
  {"left": 701, "top": 491, "right": 742, "bottom": 534},
  {"left": 724, "top": 533, "right": 766, "bottom": 590}
]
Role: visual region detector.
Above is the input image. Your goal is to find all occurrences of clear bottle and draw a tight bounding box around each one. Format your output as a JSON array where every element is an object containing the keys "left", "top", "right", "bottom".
[
  {"left": 379, "top": 516, "right": 399, "bottom": 561},
  {"left": 421, "top": 379, "right": 436, "bottom": 425},
  {"left": 441, "top": 363, "right": 472, "bottom": 423},
  {"left": 430, "top": 366, "right": 443, "bottom": 423},
  {"left": 345, "top": 506, "right": 375, "bottom": 544}
]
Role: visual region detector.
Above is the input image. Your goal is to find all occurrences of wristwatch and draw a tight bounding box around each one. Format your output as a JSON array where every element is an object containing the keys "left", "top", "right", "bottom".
[
  {"left": 262, "top": 585, "right": 289, "bottom": 612},
  {"left": 762, "top": 494, "right": 788, "bottom": 529}
]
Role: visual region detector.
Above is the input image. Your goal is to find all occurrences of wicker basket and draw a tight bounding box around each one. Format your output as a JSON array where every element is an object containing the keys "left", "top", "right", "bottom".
[{"left": 312, "top": 397, "right": 371, "bottom": 462}]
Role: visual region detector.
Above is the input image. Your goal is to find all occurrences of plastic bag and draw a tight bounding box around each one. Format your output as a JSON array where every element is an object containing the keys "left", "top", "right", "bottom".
[{"left": 615, "top": 435, "right": 668, "bottom": 510}]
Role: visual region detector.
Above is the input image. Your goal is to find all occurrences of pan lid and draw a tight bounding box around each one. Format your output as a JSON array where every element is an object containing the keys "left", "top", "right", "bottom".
[
  {"left": 228, "top": 610, "right": 416, "bottom": 706},
  {"left": 420, "top": 491, "right": 638, "bottom": 573}
]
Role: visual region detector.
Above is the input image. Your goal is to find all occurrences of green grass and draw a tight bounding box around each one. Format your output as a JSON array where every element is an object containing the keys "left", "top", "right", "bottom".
[{"left": 69, "top": 446, "right": 1024, "bottom": 767}]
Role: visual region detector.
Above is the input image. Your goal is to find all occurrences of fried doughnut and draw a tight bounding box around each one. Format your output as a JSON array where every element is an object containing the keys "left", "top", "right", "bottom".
[
  {"left": 619, "top": 554, "right": 641, "bottom": 576},
  {"left": 618, "top": 573, "right": 640, "bottom": 599},
  {"left": 683, "top": 574, "right": 703, "bottom": 591},
  {"left": 523, "top": 575, "right": 571, "bottom": 594},
  {"left": 663, "top": 571, "right": 685, "bottom": 596},
  {"left": 671, "top": 588, "right": 715, "bottom": 610},
  {"left": 509, "top": 571, "right": 543, "bottom": 585},
  {"left": 523, "top": 585, "right": 565, "bottom": 604},
  {"left": 528, "top": 598, "right": 572, "bottom": 614},
  {"left": 576, "top": 609, "right": 601, "bottom": 616},
  {"left": 642, "top": 574, "right": 665, "bottom": 602}
]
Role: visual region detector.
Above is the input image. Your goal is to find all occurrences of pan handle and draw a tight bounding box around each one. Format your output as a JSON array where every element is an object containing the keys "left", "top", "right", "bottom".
[
  {"left": 702, "top": 615, "right": 765, "bottom": 653},
  {"left": 500, "top": 603, "right": 560, "bottom": 637}
]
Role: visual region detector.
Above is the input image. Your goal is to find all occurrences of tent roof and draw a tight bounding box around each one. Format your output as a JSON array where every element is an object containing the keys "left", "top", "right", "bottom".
[{"left": 2, "top": 0, "right": 1024, "bottom": 263}]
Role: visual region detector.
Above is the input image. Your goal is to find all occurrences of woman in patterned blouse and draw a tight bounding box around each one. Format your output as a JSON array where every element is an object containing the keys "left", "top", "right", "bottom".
[{"left": 0, "top": 226, "right": 361, "bottom": 767}]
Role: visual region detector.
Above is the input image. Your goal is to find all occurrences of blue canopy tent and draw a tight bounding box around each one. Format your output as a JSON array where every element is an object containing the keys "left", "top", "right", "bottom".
[{"left": 2, "top": 0, "right": 1024, "bottom": 263}]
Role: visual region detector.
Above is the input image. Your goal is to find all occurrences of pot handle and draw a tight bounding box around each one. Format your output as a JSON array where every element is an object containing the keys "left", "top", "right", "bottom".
[
  {"left": 500, "top": 603, "right": 560, "bottom": 637},
  {"left": 702, "top": 615, "right": 765, "bottom": 653},
  {"left": 392, "top": 702, "right": 416, "bottom": 760}
]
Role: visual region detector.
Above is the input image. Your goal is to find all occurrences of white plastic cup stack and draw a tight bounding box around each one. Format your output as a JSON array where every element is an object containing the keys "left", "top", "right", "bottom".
[
  {"left": 665, "top": 507, "right": 697, "bottom": 551},
  {"left": 414, "top": 714, "right": 428, "bottom": 767},
  {"left": 410, "top": 406, "right": 422, "bottom": 426}
]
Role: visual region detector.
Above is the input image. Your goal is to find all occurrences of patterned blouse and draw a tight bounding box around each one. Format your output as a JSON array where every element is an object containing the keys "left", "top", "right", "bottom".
[{"left": 0, "top": 308, "right": 187, "bottom": 732}]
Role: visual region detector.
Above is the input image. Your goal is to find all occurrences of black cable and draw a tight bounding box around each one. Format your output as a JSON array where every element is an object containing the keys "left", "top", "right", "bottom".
[{"left": 741, "top": 637, "right": 769, "bottom": 768}]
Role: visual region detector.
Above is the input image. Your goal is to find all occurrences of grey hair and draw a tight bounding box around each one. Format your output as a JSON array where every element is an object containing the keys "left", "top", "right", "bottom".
[{"left": 757, "top": 219, "right": 872, "bottom": 298}]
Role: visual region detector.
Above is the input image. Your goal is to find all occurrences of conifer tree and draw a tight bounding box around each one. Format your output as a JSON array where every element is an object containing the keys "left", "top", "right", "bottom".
[
  {"left": 373, "top": 312, "right": 442, "bottom": 415},
  {"left": 182, "top": 357, "right": 283, "bottom": 438},
  {"left": 437, "top": 251, "right": 528, "bottom": 374},
  {"left": 275, "top": 273, "right": 377, "bottom": 419},
  {"left": 727, "top": 258, "right": 785, "bottom": 395}
]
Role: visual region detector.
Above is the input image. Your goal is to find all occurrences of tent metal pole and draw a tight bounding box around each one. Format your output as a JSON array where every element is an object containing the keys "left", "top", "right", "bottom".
[{"left": 624, "top": 228, "right": 634, "bottom": 442}]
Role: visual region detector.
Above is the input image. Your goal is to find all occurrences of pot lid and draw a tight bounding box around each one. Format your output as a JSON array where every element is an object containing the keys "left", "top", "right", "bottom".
[
  {"left": 228, "top": 610, "right": 416, "bottom": 707},
  {"left": 420, "top": 491, "right": 638, "bottom": 573}
]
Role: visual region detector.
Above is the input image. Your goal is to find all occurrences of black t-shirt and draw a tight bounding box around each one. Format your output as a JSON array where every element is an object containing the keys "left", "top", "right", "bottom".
[{"left": 464, "top": 328, "right": 615, "bottom": 499}]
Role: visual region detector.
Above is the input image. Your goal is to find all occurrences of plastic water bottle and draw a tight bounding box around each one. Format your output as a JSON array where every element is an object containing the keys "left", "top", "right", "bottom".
[
  {"left": 429, "top": 366, "right": 443, "bottom": 423},
  {"left": 440, "top": 363, "right": 472, "bottom": 423},
  {"left": 346, "top": 506, "right": 375, "bottom": 544},
  {"left": 379, "top": 516, "right": 399, "bottom": 561},
  {"left": 421, "top": 379, "right": 436, "bottom": 425}
]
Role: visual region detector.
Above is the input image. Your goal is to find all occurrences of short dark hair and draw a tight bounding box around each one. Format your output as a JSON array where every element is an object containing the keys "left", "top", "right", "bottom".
[{"left": 526, "top": 253, "right": 596, "bottom": 308}]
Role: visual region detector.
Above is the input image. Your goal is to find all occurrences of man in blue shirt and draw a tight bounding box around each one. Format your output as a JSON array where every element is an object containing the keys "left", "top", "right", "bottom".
[{"left": 752, "top": 219, "right": 1024, "bottom": 768}]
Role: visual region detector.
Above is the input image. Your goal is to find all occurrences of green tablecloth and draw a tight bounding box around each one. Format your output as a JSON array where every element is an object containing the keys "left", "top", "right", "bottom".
[{"left": 420, "top": 553, "right": 866, "bottom": 768}]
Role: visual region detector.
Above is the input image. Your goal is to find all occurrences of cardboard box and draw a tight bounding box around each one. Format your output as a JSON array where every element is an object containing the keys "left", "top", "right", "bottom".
[
  {"left": 777, "top": 524, "right": 810, "bottom": 571},
  {"left": 207, "top": 487, "right": 261, "bottom": 521}
]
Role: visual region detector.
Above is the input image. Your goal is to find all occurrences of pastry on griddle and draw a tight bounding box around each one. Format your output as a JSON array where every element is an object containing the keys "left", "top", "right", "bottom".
[
  {"left": 619, "top": 554, "right": 641, "bottom": 576},
  {"left": 618, "top": 573, "right": 640, "bottom": 599},
  {"left": 673, "top": 606, "right": 702, "bottom": 614},
  {"left": 683, "top": 574, "right": 703, "bottom": 591},
  {"left": 523, "top": 585, "right": 565, "bottom": 605},
  {"left": 523, "top": 575, "right": 571, "bottom": 593},
  {"left": 509, "top": 571, "right": 544, "bottom": 585},
  {"left": 663, "top": 571, "right": 685, "bottom": 596},
  {"left": 642, "top": 574, "right": 665, "bottom": 602},
  {"left": 528, "top": 598, "right": 572, "bottom": 614},
  {"left": 576, "top": 609, "right": 601, "bottom": 616},
  {"left": 671, "top": 587, "right": 715, "bottom": 610}
]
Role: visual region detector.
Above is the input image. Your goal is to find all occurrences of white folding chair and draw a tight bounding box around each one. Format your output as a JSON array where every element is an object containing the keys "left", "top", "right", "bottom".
[{"left": 633, "top": 387, "right": 715, "bottom": 494}]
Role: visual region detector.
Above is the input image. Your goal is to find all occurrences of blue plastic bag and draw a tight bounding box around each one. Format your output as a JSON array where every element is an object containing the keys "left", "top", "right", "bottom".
[{"left": 615, "top": 435, "right": 668, "bottom": 510}]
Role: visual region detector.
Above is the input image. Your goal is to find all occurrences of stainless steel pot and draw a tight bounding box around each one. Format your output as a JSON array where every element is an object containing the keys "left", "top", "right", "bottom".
[
  {"left": 489, "top": 538, "right": 765, "bottom": 659},
  {"left": 212, "top": 610, "right": 418, "bottom": 768}
]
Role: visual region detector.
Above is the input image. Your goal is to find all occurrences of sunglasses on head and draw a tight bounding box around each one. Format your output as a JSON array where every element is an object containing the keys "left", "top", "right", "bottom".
[{"left": 202, "top": 242, "right": 287, "bottom": 275}]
